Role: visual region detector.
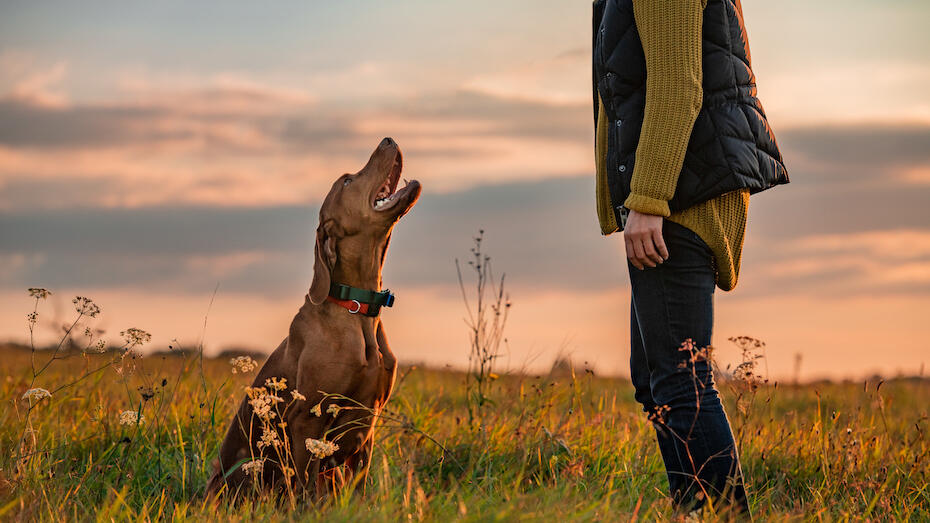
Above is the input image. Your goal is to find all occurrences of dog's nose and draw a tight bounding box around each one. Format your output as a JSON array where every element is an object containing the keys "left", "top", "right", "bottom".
[{"left": 380, "top": 137, "right": 395, "bottom": 148}]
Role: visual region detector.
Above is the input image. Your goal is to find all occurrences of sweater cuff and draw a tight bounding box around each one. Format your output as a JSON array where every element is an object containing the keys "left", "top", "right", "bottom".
[{"left": 624, "top": 193, "right": 671, "bottom": 217}]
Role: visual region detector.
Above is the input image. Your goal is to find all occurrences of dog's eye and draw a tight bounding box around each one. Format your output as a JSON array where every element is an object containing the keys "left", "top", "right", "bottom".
[{"left": 343, "top": 178, "right": 352, "bottom": 187}]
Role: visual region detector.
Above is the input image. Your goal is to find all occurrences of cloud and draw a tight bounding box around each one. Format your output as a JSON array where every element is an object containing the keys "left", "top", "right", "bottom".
[
  {"left": 3, "top": 171, "right": 929, "bottom": 303},
  {"left": 742, "top": 228, "right": 930, "bottom": 297},
  {"left": 0, "top": 177, "right": 616, "bottom": 295},
  {"left": 0, "top": 51, "right": 69, "bottom": 107},
  {"left": 463, "top": 47, "right": 591, "bottom": 106},
  {"left": 0, "top": 85, "right": 595, "bottom": 209}
]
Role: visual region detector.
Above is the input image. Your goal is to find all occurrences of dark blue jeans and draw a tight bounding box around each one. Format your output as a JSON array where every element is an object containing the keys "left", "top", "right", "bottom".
[{"left": 628, "top": 220, "right": 749, "bottom": 514}]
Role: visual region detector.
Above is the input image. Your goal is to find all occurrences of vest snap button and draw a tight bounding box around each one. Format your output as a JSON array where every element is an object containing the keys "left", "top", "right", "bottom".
[{"left": 619, "top": 165, "right": 627, "bottom": 173}]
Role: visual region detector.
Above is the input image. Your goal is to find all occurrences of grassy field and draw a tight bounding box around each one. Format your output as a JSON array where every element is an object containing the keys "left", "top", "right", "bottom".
[{"left": 1, "top": 339, "right": 928, "bottom": 522}]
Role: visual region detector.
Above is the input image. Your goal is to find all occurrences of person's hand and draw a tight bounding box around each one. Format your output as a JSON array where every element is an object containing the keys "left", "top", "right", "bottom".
[{"left": 623, "top": 209, "right": 669, "bottom": 270}]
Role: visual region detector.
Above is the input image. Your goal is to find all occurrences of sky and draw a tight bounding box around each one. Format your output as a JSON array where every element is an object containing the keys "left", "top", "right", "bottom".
[{"left": 1, "top": 0, "right": 929, "bottom": 381}]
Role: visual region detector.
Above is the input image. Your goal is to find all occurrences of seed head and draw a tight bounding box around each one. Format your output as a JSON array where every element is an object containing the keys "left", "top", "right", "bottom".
[
  {"left": 305, "top": 438, "right": 339, "bottom": 459},
  {"left": 229, "top": 356, "right": 258, "bottom": 374},
  {"left": 28, "top": 288, "right": 52, "bottom": 299},
  {"left": 22, "top": 388, "right": 52, "bottom": 403},
  {"left": 119, "top": 410, "right": 145, "bottom": 426}
]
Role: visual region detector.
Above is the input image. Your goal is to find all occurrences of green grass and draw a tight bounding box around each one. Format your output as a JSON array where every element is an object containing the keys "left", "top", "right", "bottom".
[{"left": 1, "top": 344, "right": 928, "bottom": 522}]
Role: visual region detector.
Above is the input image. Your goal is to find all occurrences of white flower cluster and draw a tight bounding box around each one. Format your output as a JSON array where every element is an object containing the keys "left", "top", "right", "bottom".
[
  {"left": 241, "top": 459, "right": 264, "bottom": 477},
  {"left": 258, "top": 426, "right": 281, "bottom": 449},
  {"left": 22, "top": 388, "right": 52, "bottom": 403},
  {"left": 246, "top": 386, "right": 283, "bottom": 421},
  {"left": 265, "top": 377, "right": 287, "bottom": 391},
  {"left": 229, "top": 356, "right": 258, "bottom": 374},
  {"left": 305, "top": 438, "right": 339, "bottom": 459},
  {"left": 119, "top": 410, "right": 145, "bottom": 426}
]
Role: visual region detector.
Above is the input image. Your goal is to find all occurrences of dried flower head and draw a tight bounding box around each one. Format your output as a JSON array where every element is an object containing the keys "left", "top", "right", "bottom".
[
  {"left": 22, "top": 388, "right": 52, "bottom": 403},
  {"left": 326, "top": 404, "right": 342, "bottom": 417},
  {"left": 291, "top": 390, "right": 306, "bottom": 401},
  {"left": 265, "top": 377, "right": 287, "bottom": 391},
  {"left": 92, "top": 339, "right": 108, "bottom": 353},
  {"left": 28, "top": 288, "right": 52, "bottom": 299},
  {"left": 305, "top": 438, "right": 339, "bottom": 459},
  {"left": 257, "top": 426, "right": 281, "bottom": 449},
  {"left": 241, "top": 459, "right": 264, "bottom": 477},
  {"left": 229, "top": 356, "right": 258, "bottom": 374},
  {"left": 120, "top": 328, "right": 151, "bottom": 348},
  {"left": 73, "top": 296, "right": 101, "bottom": 317},
  {"left": 26, "top": 311, "right": 38, "bottom": 327},
  {"left": 246, "top": 386, "right": 282, "bottom": 420},
  {"left": 138, "top": 386, "right": 155, "bottom": 402},
  {"left": 119, "top": 410, "right": 145, "bottom": 426},
  {"left": 310, "top": 403, "right": 322, "bottom": 417}
]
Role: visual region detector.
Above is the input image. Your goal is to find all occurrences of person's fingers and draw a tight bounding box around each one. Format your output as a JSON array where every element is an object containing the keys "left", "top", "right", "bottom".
[
  {"left": 653, "top": 227, "right": 669, "bottom": 260},
  {"left": 625, "top": 236, "right": 644, "bottom": 270},
  {"left": 632, "top": 237, "right": 654, "bottom": 268},
  {"left": 641, "top": 235, "right": 663, "bottom": 265}
]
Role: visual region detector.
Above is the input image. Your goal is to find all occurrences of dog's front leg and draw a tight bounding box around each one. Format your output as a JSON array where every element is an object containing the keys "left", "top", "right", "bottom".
[
  {"left": 344, "top": 434, "right": 374, "bottom": 492},
  {"left": 287, "top": 411, "right": 330, "bottom": 494}
]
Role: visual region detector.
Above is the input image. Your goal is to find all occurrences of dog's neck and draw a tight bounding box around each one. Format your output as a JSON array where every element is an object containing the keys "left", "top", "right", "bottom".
[{"left": 331, "top": 241, "right": 386, "bottom": 292}]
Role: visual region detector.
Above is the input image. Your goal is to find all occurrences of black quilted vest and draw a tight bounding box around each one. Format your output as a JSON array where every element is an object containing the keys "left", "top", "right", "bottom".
[{"left": 593, "top": 0, "right": 788, "bottom": 228}]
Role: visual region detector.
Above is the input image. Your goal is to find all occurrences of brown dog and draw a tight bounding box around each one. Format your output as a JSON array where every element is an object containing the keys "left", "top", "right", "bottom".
[{"left": 205, "top": 137, "right": 421, "bottom": 499}]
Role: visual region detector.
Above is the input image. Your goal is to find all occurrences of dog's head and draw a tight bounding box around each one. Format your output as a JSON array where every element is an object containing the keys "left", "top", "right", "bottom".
[{"left": 309, "top": 137, "right": 421, "bottom": 304}]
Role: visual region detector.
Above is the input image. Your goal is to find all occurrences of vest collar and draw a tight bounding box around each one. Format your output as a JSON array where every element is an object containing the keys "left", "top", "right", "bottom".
[{"left": 326, "top": 283, "right": 395, "bottom": 317}]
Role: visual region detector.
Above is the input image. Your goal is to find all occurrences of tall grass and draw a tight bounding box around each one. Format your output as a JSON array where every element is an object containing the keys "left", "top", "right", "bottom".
[
  {"left": 2, "top": 253, "right": 928, "bottom": 520},
  {"left": 1, "top": 339, "right": 928, "bottom": 521}
]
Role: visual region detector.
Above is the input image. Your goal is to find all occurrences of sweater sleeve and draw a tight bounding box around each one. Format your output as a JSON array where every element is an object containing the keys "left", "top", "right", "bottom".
[{"left": 624, "top": 0, "right": 706, "bottom": 217}]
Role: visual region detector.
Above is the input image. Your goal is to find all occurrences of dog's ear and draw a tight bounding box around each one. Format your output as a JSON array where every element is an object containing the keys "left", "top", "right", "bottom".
[{"left": 309, "top": 220, "right": 339, "bottom": 305}]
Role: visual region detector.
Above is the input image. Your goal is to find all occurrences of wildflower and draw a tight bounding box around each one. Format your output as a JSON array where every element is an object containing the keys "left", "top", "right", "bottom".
[
  {"left": 265, "top": 377, "right": 287, "bottom": 391},
  {"left": 92, "top": 339, "right": 108, "bottom": 353},
  {"left": 28, "top": 288, "right": 52, "bottom": 299},
  {"left": 246, "top": 387, "right": 283, "bottom": 420},
  {"left": 291, "top": 390, "right": 306, "bottom": 401},
  {"left": 83, "top": 327, "right": 93, "bottom": 337},
  {"left": 73, "top": 296, "right": 101, "bottom": 318},
  {"left": 229, "top": 356, "right": 258, "bottom": 374},
  {"left": 281, "top": 466, "right": 296, "bottom": 478},
  {"left": 120, "top": 328, "right": 151, "bottom": 348},
  {"left": 119, "top": 410, "right": 145, "bottom": 425},
  {"left": 138, "top": 386, "right": 155, "bottom": 402},
  {"left": 257, "top": 426, "right": 280, "bottom": 449},
  {"left": 305, "top": 438, "right": 339, "bottom": 459},
  {"left": 22, "top": 388, "right": 52, "bottom": 403},
  {"left": 241, "top": 459, "right": 264, "bottom": 477},
  {"left": 326, "top": 403, "right": 341, "bottom": 417},
  {"left": 26, "top": 312, "right": 38, "bottom": 327},
  {"left": 310, "top": 403, "right": 322, "bottom": 417}
]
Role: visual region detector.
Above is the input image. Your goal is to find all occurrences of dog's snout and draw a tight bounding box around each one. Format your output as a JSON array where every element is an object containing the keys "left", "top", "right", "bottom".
[{"left": 379, "top": 137, "right": 396, "bottom": 148}]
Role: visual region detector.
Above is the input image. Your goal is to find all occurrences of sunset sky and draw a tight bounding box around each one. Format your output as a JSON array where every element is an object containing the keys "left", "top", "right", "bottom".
[{"left": 1, "top": 0, "right": 929, "bottom": 381}]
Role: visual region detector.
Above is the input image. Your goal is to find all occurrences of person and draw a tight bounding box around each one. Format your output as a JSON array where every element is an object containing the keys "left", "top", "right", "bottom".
[{"left": 592, "top": 0, "right": 789, "bottom": 515}]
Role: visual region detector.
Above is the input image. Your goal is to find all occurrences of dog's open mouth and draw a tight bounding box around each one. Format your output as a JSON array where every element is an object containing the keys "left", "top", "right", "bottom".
[{"left": 372, "top": 151, "right": 417, "bottom": 212}]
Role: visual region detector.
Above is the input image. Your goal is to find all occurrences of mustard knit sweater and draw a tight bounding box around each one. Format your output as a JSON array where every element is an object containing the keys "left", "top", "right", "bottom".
[{"left": 595, "top": 0, "right": 749, "bottom": 291}]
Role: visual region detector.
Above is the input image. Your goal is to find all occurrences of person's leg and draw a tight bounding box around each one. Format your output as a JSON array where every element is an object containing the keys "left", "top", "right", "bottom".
[
  {"left": 630, "top": 299, "right": 687, "bottom": 501},
  {"left": 628, "top": 220, "right": 749, "bottom": 514}
]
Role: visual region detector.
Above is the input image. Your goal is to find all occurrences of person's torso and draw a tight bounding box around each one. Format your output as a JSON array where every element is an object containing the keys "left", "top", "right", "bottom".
[{"left": 593, "top": 0, "right": 788, "bottom": 227}]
